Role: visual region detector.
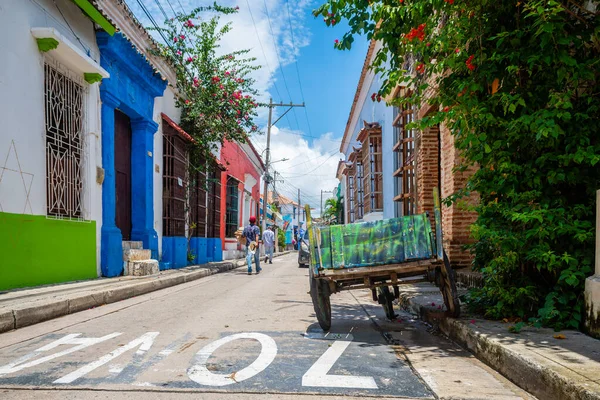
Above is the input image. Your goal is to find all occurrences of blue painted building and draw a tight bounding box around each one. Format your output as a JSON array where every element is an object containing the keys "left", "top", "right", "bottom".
[{"left": 97, "top": 31, "right": 167, "bottom": 277}]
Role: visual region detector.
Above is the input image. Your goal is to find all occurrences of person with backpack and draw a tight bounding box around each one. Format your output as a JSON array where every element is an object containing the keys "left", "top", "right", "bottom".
[{"left": 243, "top": 216, "right": 261, "bottom": 275}]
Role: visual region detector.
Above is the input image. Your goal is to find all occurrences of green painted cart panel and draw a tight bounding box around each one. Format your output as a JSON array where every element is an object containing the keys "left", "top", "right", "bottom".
[
  {"left": 305, "top": 189, "right": 443, "bottom": 274},
  {"left": 326, "top": 215, "right": 435, "bottom": 269}
]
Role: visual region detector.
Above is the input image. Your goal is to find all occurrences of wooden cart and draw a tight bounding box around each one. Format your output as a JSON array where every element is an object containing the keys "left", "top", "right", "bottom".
[{"left": 305, "top": 189, "right": 459, "bottom": 331}]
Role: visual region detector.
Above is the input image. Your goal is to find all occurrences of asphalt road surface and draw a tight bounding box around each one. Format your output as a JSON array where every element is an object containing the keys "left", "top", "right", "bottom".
[{"left": 0, "top": 253, "right": 534, "bottom": 399}]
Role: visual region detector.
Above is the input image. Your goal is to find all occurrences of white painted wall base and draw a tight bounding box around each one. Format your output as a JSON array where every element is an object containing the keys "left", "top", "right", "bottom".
[
  {"left": 585, "top": 276, "right": 600, "bottom": 338},
  {"left": 584, "top": 189, "right": 600, "bottom": 337}
]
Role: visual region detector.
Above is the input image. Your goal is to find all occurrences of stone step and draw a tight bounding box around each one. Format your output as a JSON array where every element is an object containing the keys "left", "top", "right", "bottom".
[
  {"left": 124, "top": 259, "right": 159, "bottom": 277},
  {"left": 122, "top": 241, "right": 143, "bottom": 250},
  {"left": 123, "top": 249, "right": 151, "bottom": 262}
]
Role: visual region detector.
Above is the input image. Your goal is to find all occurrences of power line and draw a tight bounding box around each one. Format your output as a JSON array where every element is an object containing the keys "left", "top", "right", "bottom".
[
  {"left": 244, "top": 0, "right": 293, "bottom": 129},
  {"left": 135, "top": 0, "right": 174, "bottom": 49},
  {"left": 152, "top": 0, "right": 169, "bottom": 20},
  {"left": 176, "top": 0, "right": 187, "bottom": 15},
  {"left": 285, "top": 150, "right": 341, "bottom": 169},
  {"left": 285, "top": 0, "right": 315, "bottom": 139},
  {"left": 52, "top": 0, "right": 90, "bottom": 55},
  {"left": 163, "top": 0, "right": 178, "bottom": 16},
  {"left": 261, "top": 0, "right": 301, "bottom": 131}
]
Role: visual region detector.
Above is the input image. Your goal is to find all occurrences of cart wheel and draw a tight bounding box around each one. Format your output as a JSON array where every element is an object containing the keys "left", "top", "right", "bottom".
[
  {"left": 377, "top": 286, "right": 398, "bottom": 320},
  {"left": 310, "top": 276, "right": 331, "bottom": 331},
  {"left": 439, "top": 251, "right": 460, "bottom": 317}
]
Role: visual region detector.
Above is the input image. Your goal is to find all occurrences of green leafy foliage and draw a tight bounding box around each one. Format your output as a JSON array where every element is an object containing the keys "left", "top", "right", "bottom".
[
  {"left": 150, "top": 4, "right": 261, "bottom": 160},
  {"left": 278, "top": 228, "right": 286, "bottom": 248},
  {"left": 322, "top": 197, "right": 343, "bottom": 224},
  {"left": 316, "top": 0, "right": 600, "bottom": 330}
]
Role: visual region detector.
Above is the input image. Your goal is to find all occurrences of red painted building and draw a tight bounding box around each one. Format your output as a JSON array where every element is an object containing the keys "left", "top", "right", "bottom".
[{"left": 219, "top": 139, "right": 265, "bottom": 260}]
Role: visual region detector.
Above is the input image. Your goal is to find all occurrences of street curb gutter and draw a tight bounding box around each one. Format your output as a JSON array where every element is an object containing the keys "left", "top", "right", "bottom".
[
  {"left": 0, "top": 251, "right": 293, "bottom": 334},
  {"left": 398, "top": 295, "right": 600, "bottom": 400}
]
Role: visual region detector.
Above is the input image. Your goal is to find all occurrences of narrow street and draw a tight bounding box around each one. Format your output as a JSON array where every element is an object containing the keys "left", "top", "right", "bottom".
[{"left": 0, "top": 254, "right": 533, "bottom": 399}]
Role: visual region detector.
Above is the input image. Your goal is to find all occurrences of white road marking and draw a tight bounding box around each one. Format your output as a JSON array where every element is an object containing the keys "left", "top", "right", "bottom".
[
  {"left": 54, "top": 332, "right": 159, "bottom": 384},
  {"left": 108, "top": 364, "right": 124, "bottom": 374},
  {"left": 0, "top": 333, "right": 121, "bottom": 376},
  {"left": 159, "top": 349, "right": 174, "bottom": 356},
  {"left": 302, "top": 340, "right": 378, "bottom": 389},
  {"left": 188, "top": 332, "right": 277, "bottom": 386}
]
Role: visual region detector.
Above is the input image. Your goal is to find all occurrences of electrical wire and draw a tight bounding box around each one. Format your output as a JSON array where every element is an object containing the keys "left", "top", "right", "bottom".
[
  {"left": 284, "top": 150, "right": 341, "bottom": 169},
  {"left": 262, "top": 0, "right": 301, "bottom": 131},
  {"left": 153, "top": 0, "right": 169, "bottom": 20},
  {"left": 52, "top": 0, "right": 91, "bottom": 56},
  {"left": 163, "top": 0, "right": 178, "bottom": 16},
  {"left": 135, "top": 0, "right": 175, "bottom": 49},
  {"left": 285, "top": 0, "right": 315, "bottom": 139},
  {"left": 244, "top": 0, "right": 293, "bottom": 129}
]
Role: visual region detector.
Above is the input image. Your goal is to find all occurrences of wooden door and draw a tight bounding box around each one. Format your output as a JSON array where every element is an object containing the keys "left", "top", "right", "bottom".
[{"left": 115, "top": 110, "right": 132, "bottom": 240}]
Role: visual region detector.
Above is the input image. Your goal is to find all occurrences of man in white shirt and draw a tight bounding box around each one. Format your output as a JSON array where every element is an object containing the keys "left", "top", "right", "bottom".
[{"left": 263, "top": 226, "right": 275, "bottom": 264}]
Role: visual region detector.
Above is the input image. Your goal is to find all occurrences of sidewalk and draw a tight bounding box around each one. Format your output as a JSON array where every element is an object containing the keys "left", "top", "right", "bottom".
[
  {"left": 0, "top": 251, "right": 292, "bottom": 334},
  {"left": 398, "top": 282, "right": 600, "bottom": 400}
]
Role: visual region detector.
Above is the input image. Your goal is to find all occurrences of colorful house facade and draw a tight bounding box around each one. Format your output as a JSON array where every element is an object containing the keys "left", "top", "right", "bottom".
[
  {"left": 220, "top": 139, "right": 265, "bottom": 260},
  {"left": 338, "top": 40, "right": 476, "bottom": 268},
  {"left": 0, "top": 0, "right": 263, "bottom": 291},
  {"left": 0, "top": 0, "right": 114, "bottom": 291}
]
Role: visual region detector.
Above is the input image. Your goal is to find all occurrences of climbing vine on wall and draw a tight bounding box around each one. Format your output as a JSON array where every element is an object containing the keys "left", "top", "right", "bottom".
[{"left": 316, "top": 0, "right": 600, "bottom": 329}]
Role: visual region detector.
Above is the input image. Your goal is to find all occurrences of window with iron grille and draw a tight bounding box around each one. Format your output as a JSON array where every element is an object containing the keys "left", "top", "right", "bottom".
[
  {"left": 44, "top": 60, "right": 86, "bottom": 219},
  {"left": 362, "top": 134, "right": 383, "bottom": 214},
  {"left": 207, "top": 165, "right": 222, "bottom": 238},
  {"left": 189, "top": 158, "right": 207, "bottom": 238},
  {"left": 355, "top": 159, "right": 364, "bottom": 220},
  {"left": 393, "top": 103, "right": 416, "bottom": 217},
  {"left": 346, "top": 171, "right": 355, "bottom": 223},
  {"left": 225, "top": 176, "right": 239, "bottom": 237},
  {"left": 162, "top": 128, "right": 188, "bottom": 237}
]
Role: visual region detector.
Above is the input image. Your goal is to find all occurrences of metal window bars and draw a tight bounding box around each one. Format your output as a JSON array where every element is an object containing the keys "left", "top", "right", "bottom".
[
  {"left": 162, "top": 129, "right": 188, "bottom": 237},
  {"left": 225, "top": 176, "right": 239, "bottom": 238},
  {"left": 44, "top": 57, "right": 90, "bottom": 221}
]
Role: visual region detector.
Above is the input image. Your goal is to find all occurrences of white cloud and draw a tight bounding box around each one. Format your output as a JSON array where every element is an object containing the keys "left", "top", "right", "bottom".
[
  {"left": 251, "top": 128, "right": 343, "bottom": 216},
  {"left": 126, "top": 0, "right": 314, "bottom": 116},
  {"left": 125, "top": 0, "right": 341, "bottom": 213}
]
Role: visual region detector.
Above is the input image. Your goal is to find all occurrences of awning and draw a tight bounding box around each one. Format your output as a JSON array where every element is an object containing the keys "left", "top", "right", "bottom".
[{"left": 31, "top": 27, "right": 109, "bottom": 84}]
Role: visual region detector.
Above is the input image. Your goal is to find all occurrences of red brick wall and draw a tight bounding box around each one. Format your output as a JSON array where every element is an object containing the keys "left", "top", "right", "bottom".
[
  {"left": 219, "top": 140, "right": 262, "bottom": 247},
  {"left": 416, "top": 126, "right": 440, "bottom": 229},
  {"left": 439, "top": 124, "right": 478, "bottom": 268}
]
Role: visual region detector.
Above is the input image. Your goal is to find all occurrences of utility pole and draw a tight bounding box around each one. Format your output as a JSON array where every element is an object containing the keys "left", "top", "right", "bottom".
[
  {"left": 261, "top": 101, "right": 273, "bottom": 235},
  {"left": 272, "top": 170, "right": 284, "bottom": 254},
  {"left": 298, "top": 188, "right": 301, "bottom": 228},
  {"left": 261, "top": 98, "right": 305, "bottom": 236}
]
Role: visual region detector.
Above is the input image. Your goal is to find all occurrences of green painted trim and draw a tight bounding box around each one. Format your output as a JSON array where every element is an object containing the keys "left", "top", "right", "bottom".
[
  {"left": 36, "top": 38, "right": 59, "bottom": 52},
  {"left": 0, "top": 212, "right": 97, "bottom": 291},
  {"left": 84, "top": 72, "right": 103, "bottom": 84},
  {"left": 70, "top": 0, "right": 116, "bottom": 36}
]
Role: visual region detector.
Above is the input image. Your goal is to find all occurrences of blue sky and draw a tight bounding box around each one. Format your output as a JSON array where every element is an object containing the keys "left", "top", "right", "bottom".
[{"left": 125, "top": 0, "right": 369, "bottom": 210}]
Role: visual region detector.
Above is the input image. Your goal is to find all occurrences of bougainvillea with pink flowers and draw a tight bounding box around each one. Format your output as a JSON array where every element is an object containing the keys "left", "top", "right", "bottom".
[{"left": 150, "top": 5, "right": 260, "bottom": 159}]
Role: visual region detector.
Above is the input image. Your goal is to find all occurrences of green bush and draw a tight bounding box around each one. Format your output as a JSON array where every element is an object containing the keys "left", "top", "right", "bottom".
[{"left": 277, "top": 229, "right": 286, "bottom": 249}]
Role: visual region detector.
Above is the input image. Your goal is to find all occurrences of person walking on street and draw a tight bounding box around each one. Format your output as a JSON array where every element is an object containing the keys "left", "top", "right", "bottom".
[
  {"left": 243, "top": 216, "right": 261, "bottom": 275},
  {"left": 263, "top": 226, "right": 275, "bottom": 264}
]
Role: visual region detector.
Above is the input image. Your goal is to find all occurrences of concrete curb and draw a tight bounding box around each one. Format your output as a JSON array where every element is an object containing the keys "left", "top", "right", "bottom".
[
  {"left": 1, "top": 251, "right": 293, "bottom": 334},
  {"left": 398, "top": 294, "right": 600, "bottom": 400}
]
